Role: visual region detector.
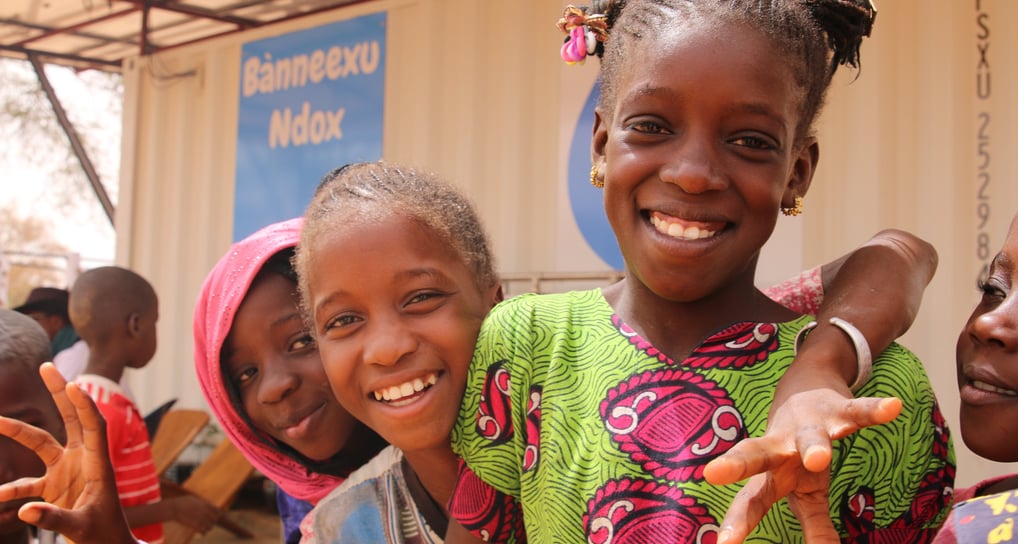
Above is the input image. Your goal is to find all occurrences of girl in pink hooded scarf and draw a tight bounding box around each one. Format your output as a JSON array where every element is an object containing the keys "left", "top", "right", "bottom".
[{"left": 192, "top": 218, "right": 386, "bottom": 543}]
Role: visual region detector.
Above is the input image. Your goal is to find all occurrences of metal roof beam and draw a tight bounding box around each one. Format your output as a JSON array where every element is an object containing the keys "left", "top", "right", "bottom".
[
  {"left": 28, "top": 54, "right": 116, "bottom": 226},
  {"left": 7, "top": 8, "right": 142, "bottom": 47},
  {"left": 148, "top": 0, "right": 380, "bottom": 56},
  {"left": 1, "top": 45, "right": 121, "bottom": 69},
  {"left": 120, "top": 0, "right": 260, "bottom": 28}
]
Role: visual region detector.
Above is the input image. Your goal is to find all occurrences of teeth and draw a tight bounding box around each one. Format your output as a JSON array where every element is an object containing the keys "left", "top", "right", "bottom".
[
  {"left": 972, "top": 380, "right": 1018, "bottom": 396},
  {"left": 651, "top": 213, "right": 718, "bottom": 240},
  {"left": 373, "top": 373, "right": 438, "bottom": 403}
]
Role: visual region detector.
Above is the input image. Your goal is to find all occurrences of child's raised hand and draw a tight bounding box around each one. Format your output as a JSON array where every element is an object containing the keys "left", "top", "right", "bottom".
[
  {"left": 0, "top": 363, "right": 136, "bottom": 544},
  {"left": 703, "top": 376, "right": 902, "bottom": 544}
]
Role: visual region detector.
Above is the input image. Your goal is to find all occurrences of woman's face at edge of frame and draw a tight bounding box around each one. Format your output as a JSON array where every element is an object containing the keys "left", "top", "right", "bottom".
[
  {"left": 304, "top": 213, "right": 499, "bottom": 455},
  {"left": 956, "top": 212, "right": 1018, "bottom": 462},
  {"left": 223, "top": 270, "right": 362, "bottom": 461}
]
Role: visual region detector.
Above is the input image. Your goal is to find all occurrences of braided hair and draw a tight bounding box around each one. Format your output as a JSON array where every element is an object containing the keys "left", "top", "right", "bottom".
[
  {"left": 577, "top": 0, "right": 875, "bottom": 141},
  {"left": 295, "top": 161, "right": 498, "bottom": 325}
]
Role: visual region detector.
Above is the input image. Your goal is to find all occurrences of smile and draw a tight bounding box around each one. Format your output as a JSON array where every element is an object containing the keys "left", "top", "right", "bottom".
[
  {"left": 649, "top": 211, "right": 721, "bottom": 240},
  {"left": 279, "top": 403, "right": 325, "bottom": 439},
  {"left": 970, "top": 379, "right": 1018, "bottom": 397},
  {"left": 372, "top": 372, "right": 438, "bottom": 405}
]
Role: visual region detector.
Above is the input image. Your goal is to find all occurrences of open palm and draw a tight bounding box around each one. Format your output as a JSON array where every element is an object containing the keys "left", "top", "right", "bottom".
[
  {"left": 0, "top": 363, "right": 136, "bottom": 544},
  {"left": 703, "top": 382, "right": 902, "bottom": 544}
]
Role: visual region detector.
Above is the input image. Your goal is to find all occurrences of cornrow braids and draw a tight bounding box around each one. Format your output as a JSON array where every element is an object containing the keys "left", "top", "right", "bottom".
[
  {"left": 295, "top": 161, "right": 498, "bottom": 327},
  {"left": 580, "top": 0, "right": 876, "bottom": 140}
]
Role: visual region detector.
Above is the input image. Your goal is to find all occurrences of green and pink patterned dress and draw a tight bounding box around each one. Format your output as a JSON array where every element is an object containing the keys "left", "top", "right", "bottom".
[{"left": 450, "top": 289, "right": 954, "bottom": 543}]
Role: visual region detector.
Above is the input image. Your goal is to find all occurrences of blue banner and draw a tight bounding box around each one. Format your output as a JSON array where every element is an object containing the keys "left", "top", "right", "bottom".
[
  {"left": 568, "top": 81, "right": 623, "bottom": 269},
  {"left": 234, "top": 12, "right": 386, "bottom": 241}
]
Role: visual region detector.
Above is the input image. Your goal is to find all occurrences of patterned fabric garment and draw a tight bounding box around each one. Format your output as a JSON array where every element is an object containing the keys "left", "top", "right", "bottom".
[
  {"left": 76, "top": 374, "right": 163, "bottom": 544},
  {"left": 932, "top": 474, "right": 1017, "bottom": 543},
  {"left": 277, "top": 488, "right": 314, "bottom": 544},
  {"left": 935, "top": 487, "right": 1018, "bottom": 544},
  {"left": 760, "top": 265, "right": 823, "bottom": 316},
  {"left": 300, "top": 446, "right": 443, "bottom": 544},
  {"left": 450, "top": 289, "right": 956, "bottom": 544}
]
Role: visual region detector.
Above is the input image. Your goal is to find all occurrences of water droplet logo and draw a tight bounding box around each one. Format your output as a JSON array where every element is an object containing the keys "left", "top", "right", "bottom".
[{"left": 567, "top": 81, "right": 623, "bottom": 269}]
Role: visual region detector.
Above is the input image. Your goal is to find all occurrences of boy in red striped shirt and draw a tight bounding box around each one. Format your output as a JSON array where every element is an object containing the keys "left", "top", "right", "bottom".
[{"left": 69, "top": 266, "right": 218, "bottom": 544}]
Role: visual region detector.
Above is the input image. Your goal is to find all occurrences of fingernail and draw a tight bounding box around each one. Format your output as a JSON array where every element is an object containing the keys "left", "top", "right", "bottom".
[{"left": 718, "top": 527, "right": 732, "bottom": 544}]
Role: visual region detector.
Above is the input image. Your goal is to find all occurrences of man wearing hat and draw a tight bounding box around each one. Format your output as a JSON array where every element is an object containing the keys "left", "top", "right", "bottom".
[
  {"left": 14, "top": 286, "right": 80, "bottom": 356},
  {"left": 15, "top": 285, "right": 134, "bottom": 400}
]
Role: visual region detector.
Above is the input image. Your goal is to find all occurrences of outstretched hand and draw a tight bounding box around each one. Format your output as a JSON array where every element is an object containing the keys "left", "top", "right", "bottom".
[
  {"left": 703, "top": 379, "right": 902, "bottom": 544},
  {"left": 0, "top": 363, "right": 136, "bottom": 544}
]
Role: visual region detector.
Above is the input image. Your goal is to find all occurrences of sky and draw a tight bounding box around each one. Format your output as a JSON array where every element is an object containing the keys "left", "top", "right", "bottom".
[{"left": 2, "top": 58, "right": 121, "bottom": 266}]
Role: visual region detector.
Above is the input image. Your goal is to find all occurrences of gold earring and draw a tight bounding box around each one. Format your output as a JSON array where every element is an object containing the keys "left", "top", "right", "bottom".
[
  {"left": 781, "top": 195, "right": 804, "bottom": 217},
  {"left": 590, "top": 163, "right": 604, "bottom": 189}
]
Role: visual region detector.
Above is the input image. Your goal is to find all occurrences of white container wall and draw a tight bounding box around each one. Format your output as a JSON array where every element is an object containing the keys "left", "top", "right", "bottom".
[{"left": 116, "top": 0, "right": 1018, "bottom": 487}]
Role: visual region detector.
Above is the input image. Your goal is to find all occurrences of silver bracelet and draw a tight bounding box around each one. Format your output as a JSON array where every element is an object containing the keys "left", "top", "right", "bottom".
[{"left": 794, "top": 317, "right": 874, "bottom": 394}]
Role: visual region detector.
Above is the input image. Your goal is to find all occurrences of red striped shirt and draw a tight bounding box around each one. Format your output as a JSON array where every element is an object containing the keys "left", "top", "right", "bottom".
[{"left": 76, "top": 374, "right": 163, "bottom": 544}]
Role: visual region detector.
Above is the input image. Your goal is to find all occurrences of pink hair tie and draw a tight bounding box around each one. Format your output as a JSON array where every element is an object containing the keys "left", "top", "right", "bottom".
[
  {"left": 557, "top": 5, "right": 609, "bottom": 66},
  {"left": 561, "top": 26, "right": 588, "bottom": 64}
]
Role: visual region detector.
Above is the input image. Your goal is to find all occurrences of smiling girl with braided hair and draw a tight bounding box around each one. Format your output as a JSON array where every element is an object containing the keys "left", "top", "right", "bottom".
[{"left": 446, "top": 1, "right": 954, "bottom": 542}]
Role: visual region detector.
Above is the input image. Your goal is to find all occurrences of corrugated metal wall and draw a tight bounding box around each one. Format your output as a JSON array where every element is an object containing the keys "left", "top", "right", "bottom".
[{"left": 117, "top": 0, "right": 1018, "bottom": 486}]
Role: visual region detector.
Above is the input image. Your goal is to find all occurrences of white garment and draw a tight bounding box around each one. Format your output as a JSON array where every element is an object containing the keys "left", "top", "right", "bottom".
[
  {"left": 52, "top": 340, "right": 88, "bottom": 382},
  {"left": 33, "top": 529, "right": 64, "bottom": 544},
  {"left": 52, "top": 340, "right": 135, "bottom": 402}
]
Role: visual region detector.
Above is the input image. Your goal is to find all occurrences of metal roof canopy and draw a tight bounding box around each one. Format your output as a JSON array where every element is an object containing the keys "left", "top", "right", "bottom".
[
  {"left": 1, "top": 0, "right": 375, "bottom": 73},
  {"left": 2, "top": 0, "right": 375, "bottom": 229}
]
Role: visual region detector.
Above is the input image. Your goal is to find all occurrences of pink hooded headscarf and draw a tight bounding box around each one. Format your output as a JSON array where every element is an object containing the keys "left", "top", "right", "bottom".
[{"left": 193, "top": 217, "right": 342, "bottom": 503}]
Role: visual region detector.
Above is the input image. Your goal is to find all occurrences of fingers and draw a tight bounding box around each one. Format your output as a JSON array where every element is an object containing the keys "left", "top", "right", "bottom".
[
  {"left": 716, "top": 474, "right": 779, "bottom": 544},
  {"left": 18, "top": 502, "right": 76, "bottom": 535},
  {"left": 199, "top": 512, "right": 219, "bottom": 534},
  {"left": 0, "top": 416, "right": 65, "bottom": 467},
  {"left": 827, "top": 396, "right": 903, "bottom": 441},
  {"left": 16, "top": 501, "right": 48, "bottom": 525},
  {"left": 792, "top": 429, "right": 833, "bottom": 474},
  {"left": 792, "top": 505, "right": 840, "bottom": 544},
  {"left": 797, "top": 396, "right": 903, "bottom": 471},
  {"left": 707, "top": 397, "right": 904, "bottom": 483},
  {"left": 786, "top": 475, "right": 839, "bottom": 544},
  {"left": 703, "top": 437, "right": 794, "bottom": 486},
  {"left": 0, "top": 476, "right": 44, "bottom": 503},
  {"left": 66, "top": 383, "right": 109, "bottom": 458},
  {"left": 20, "top": 502, "right": 102, "bottom": 544},
  {"left": 189, "top": 506, "right": 221, "bottom": 534},
  {"left": 848, "top": 396, "right": 903, "bottom": 426},
  {"left": 39, "top": 363, "right": 82, "bottom": 448}
]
